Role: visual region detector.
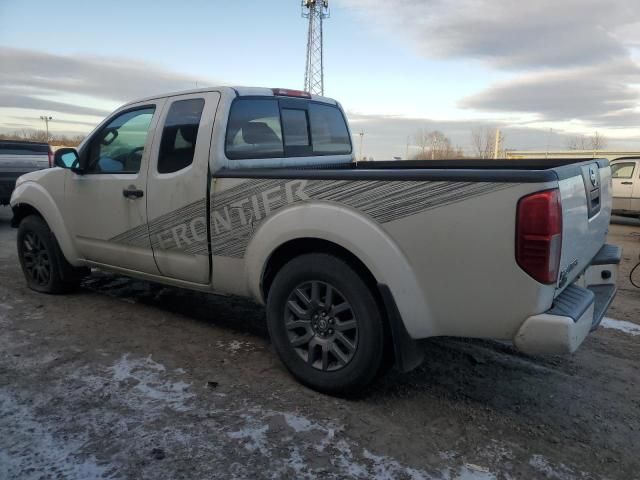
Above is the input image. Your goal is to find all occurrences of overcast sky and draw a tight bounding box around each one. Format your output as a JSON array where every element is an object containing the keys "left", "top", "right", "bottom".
[{"left": 1, "top": 0, "right": 640, "bottom": 158}]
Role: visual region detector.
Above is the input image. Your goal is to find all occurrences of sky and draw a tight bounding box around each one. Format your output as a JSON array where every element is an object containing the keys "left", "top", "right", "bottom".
[{"left": 1, "top": 0, "right": 640, "bottom": 159}]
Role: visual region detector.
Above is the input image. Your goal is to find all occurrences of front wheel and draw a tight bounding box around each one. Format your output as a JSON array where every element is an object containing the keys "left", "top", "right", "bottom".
[
  {"left": 17, "top": 215, "right": 86, "bottom": 294},
  {"left": 266, "top": 253, "right": 384, "bottom": 394}
]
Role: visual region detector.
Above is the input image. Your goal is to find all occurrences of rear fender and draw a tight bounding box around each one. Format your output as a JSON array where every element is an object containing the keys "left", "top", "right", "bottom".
[{"left": 244, "top": 201, "right": 435, "bottom": 339}]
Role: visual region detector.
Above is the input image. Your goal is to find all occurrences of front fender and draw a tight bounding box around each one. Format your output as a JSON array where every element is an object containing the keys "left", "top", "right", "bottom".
[
  {"left": 243, "top": 201, "right": 435, "bottom": 339},
  {"left": 10, "top": 181, "right": 82, "bottom": 266}
]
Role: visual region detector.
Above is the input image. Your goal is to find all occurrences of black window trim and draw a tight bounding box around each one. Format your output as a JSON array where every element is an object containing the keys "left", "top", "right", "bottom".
[
  {"left": 80, "top": 104, "right": 157, "bottom": 175},
  {"left": 224, "top": 96, "right": 353, "bottom": 161},
  {"left": 280, "top": 105, "right": 313, "bottom": 157}
]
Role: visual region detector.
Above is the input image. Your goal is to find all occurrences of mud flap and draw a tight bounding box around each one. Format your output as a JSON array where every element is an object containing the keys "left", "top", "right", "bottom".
[{"left": 378, "top": 284, "right": 424, "bottom": 373}]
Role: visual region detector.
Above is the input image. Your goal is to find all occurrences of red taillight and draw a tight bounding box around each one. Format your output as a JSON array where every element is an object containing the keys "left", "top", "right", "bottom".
[
  {"left": 48, "top": 146, "right": 53, "bottom": 168},
  {"left": 271, "top": 88, "right": 312, "bottom": 99},
  {"left": 516, "top": 189, "right": 563, "bottom": 284}
]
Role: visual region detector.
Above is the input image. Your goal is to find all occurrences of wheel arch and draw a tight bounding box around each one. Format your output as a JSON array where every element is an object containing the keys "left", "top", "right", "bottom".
[
  {"left": 242, "top": 201, "right": 434, "bottom": 365},
  {"left": 10, "top": 182, "right": 82, "bottom": 266}
]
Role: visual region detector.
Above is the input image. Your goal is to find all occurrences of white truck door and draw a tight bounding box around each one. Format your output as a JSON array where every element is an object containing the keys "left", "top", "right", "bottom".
[
  {"left": 145, "top": 92, "right": 221, "bottom": 284},
  {"left": 630, "top": 160, "right": 640, "bottom": 213},
  {"left": 64, "top": 101, "right": 164, "bottom": 273},
  {"left": 610, "top": 160, "right": 637, "bottom": 211}
]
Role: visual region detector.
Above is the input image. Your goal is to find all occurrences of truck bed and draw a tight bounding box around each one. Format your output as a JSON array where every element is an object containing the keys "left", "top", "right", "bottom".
[{"left": 215, "top": 158, "right": 608, "bottom": 183}]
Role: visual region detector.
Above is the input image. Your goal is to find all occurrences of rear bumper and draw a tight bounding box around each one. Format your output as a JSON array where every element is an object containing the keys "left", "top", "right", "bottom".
[{"left": 514, "top": 244, "right": 620, "bottom": 355}]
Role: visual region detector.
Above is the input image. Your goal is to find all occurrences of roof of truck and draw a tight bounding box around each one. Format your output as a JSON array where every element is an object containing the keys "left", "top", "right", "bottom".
[{"left": 122, "top": 86, "right": 338, "bottom": 108}]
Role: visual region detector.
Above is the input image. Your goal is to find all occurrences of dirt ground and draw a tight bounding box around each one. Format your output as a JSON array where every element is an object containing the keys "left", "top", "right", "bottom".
[{"left": 0, "top": 205, "right": 639, "bottom": 480}]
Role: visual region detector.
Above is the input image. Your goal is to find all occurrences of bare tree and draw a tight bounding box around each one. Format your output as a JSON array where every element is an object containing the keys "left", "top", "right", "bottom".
[
  {"left": 591, "top": 131, "right": 607, "bottom": 151},
  {"left": 565, "top": 132, "right": 608, "bottom": 151},
  {"left": 566, "top": 135, "right": 589, "bottom": 150},
  {"left": 412, "top": 129, "right": 460, "bottom": 160},
  {"left": 0, "top": 130, "right": 84, "bottom": 146},
  {"left": 471, "top": 127, "right": 505, "bottom": 159}
]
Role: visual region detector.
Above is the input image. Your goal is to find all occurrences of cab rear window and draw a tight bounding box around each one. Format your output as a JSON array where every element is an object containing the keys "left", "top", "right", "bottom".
[{"left": 225, "top": 98, "right": 351, "bottom": 160}]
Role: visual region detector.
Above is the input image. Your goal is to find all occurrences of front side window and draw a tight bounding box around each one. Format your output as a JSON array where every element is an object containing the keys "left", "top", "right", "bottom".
[
  {"left": 158, "top": 98, "right": 205, "bottom": 174},
  {"left": 225, "top": 99, "right": 284, "bottom": 159},
  {"left": 86, "top": 107, "right": 155, "bottom": 174},
  {"left": 309, "top": 103, "right": 352, "bottom": 155},
  {"left": 611, "top": 162, "right": 636, "bottom": 179}
]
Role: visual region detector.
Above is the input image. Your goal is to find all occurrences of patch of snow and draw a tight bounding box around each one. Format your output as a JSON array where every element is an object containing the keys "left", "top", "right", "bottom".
[
  {"left": 0, "top": 393, "right": 111, "bottom": 480},
  {"left": 363, "top": 449, "right": 430, "bottom": 480},
  {"left": 601, "top": 317, "right": 640, "bottom": 336},
  {"left": 106, "top": 354, "right": 194, "bottom": 412},
  {"left": 283, "top": 412, "right": 315, "bottom": 433},
  {"left": 529, "top": 454, "right": 585, "bottom": 480},
  {"left": 227, "top": 415, "right": 271, "bottom": 455},
  {"left": 216, "top": 339, "right": 255, "bottom": 355}
]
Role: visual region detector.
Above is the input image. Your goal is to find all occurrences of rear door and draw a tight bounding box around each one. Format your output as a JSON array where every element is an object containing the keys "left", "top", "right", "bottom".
[
  {"left": 145, "top": 91, "right": 220, "bottom": 284},
  {"left": 610, "top": 160, "right": 637, "bottom": 211}
]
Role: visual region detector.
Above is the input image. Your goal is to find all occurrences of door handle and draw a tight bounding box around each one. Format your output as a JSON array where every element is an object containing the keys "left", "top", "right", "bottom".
[
  {"left": 621, "top": 181, "right": 633, "bottom": 185},
  {"left": 123, "top": 186, "right": 144, "bottom": 199}
]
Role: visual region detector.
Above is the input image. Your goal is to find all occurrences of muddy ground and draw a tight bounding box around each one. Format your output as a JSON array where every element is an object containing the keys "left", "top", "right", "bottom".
[{"left": 0, "top": 205, "right": 639, "bottom": 480}]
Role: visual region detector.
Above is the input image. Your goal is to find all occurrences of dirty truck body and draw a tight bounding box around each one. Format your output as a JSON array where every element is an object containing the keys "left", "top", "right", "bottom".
[{"left": 10, "top": 87, "right": 620, "bottom": 393}]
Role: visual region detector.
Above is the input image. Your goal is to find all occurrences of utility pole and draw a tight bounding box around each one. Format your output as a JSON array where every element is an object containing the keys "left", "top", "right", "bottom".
[
  {"left": 302, "top": 0, "right": 330, "bottom": 95},
  {"left": 40, "top": 115, "right": 52, "bottom": 142},
  {"left": 358, "top": 132, "right": 365, "bottom": 161},
  {"left": 545, "top": 128, "right": 553, "bottom": 159},
  {"left": 406, "top": 135, "right": 410, "bottom": 160},
  {"left": 493, "top": 128, "right": 501, "bottom": 159}
]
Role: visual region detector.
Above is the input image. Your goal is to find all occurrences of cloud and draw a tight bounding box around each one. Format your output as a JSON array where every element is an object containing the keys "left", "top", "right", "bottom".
[
  {"left": 459, "top": 60, "right": 640, "bottom": 121},
  {"left": 337, "top": 0, "right": 640, "bottom": 70},
  {"left": 0, "top": 46, "right": 219, "bottom": 122},
  {"left": 0, "top": 93, "right": 111, "bottom": 117}
]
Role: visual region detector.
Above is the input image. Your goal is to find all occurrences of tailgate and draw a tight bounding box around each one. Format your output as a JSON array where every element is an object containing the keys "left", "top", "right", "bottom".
[{"left": 555, "top": 160, "right": 612, "bottom": 293}]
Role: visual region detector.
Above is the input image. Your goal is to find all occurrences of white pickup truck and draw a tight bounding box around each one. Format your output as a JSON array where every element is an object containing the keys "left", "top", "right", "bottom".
[{"left": 10, "top": 87, "right": 620, "bottom": 393}]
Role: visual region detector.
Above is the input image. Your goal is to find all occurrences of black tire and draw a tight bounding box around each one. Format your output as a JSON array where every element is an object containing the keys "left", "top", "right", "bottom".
[
  {"left": 267, "top": 253, "right": 384, "bottom": 394},
  {"left": 17, "top": 215, "right": 87, "bottom": 294}
]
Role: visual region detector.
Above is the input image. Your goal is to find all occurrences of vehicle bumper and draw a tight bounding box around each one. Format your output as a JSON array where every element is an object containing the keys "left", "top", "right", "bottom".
[{"left": 514, "top": 244, "right": 620, "bottom": 355}]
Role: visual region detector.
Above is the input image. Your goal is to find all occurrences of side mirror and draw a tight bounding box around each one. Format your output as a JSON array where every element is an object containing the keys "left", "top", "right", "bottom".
[{"left": 54, "top": 148, "right": 81, "bottom": 171}]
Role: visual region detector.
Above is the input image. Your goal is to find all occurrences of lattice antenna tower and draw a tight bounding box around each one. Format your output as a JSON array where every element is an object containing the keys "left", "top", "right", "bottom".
[{"left": 302, "top": 0, "right": 330, "bottom": 95}]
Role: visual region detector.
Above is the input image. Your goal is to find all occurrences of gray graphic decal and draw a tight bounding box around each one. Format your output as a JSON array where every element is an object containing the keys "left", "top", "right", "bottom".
[{"left": 111, "top": 178, "right": 516, "bottom": 259}]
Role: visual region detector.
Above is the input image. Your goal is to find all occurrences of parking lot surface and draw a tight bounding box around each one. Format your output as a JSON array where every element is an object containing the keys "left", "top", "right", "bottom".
[{"left": 1, "top": 206, "right": 639, "bottom": 479}]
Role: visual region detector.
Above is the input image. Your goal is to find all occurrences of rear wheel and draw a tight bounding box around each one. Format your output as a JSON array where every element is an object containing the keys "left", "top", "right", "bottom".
[
  {"left": 266, "top": 253, "right": 384, "bottom": 394},
  {"left": 17, "top": 215, "right": 87, "bottom": 294}
]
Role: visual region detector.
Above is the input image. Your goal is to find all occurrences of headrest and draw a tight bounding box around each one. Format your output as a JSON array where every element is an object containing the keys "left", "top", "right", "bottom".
[{"left": 242, "top": 122, "right": 280, "bottom": 145}]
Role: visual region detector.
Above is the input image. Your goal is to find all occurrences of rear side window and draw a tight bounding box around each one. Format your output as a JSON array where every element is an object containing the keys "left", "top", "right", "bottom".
[
  {"left": 158, "top": 98, "right": 205, "bottom": 174},
  {"left": 225, "top": 99, "right": 284, "bottom": 160},
  {"left": 309, "top": 104, "right": 351, "bottom": 155},
  {"left": 611, "top": 162, "right": 636, "bottom": 179}
]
